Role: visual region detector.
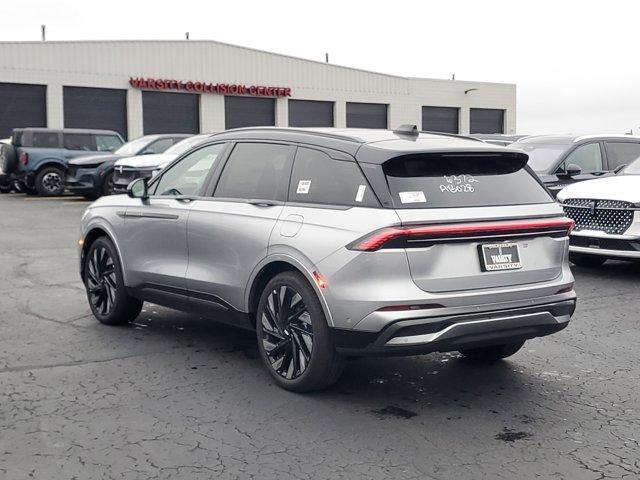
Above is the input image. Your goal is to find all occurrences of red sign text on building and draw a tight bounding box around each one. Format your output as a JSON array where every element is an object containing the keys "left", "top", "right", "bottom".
[{"left": 129, "top": 77, "right": 291, "bottom": 97}]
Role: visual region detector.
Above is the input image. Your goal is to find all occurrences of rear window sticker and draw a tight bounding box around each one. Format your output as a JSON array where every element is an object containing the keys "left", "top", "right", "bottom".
[
  {"left": 399, "top": 191, "right": 427, "bottom": 204},
  {"left": 355, "top": 185, "right": 366, "bottom": 202},
  {"left": 296, "top": 180, "right": 311, "bottom": 194}
]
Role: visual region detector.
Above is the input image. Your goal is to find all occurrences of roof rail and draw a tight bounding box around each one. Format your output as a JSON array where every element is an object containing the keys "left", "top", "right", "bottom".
[
  {"left": 208, "top": 126, "right": 363, "bottom": 143},
  {"left": 420, "top": 130, "right": 485, "bottom": 143}
]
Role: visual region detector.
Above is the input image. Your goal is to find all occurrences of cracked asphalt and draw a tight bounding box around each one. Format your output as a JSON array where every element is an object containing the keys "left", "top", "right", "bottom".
[{"left": 1, "top": 193, "right": 639, "bottom": 480}]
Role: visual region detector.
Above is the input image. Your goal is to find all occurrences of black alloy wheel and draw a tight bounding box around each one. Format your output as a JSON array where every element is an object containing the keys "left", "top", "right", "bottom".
[
  {"left": 86, "top": 244, "right": 117, "bottom": 316},
  {"left": 261, "top": 285, "right": 314, "bottom": 380}
]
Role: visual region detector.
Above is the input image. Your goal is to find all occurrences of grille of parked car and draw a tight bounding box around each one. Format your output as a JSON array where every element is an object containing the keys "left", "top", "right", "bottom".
[{"left": 562, "top": 198, "right": 635, "bottom": 235}]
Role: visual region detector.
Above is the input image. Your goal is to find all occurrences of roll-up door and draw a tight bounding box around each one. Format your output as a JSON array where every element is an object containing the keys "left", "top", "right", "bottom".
[
  {"left": 346, "top": 102, "right": 388, "bottom": 129},
  {"left": 422, "top": 106, "right": 459, "bottom": 134},
  {"left": 0, "top": 83, "right": 47, "bottom": 138},
  {"left": 288, "top": 100, "right": 334, "bottom": 127},
  {"left": 225, "top": 96, "right": 275, "bottom": 130},
  {"left": 64, "top": 86, "right": 128, "bottom": 139},
  {"left": 143, "top": 91, "right": 200, "bottom": 134},
  {"left": 470, "top": 108, "right": 504, "bottom": 134}
]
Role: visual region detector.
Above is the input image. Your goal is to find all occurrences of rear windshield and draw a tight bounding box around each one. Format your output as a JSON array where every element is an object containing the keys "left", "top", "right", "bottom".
[{"left": 383, "top": 153, "right": 552, "bottom": 209}]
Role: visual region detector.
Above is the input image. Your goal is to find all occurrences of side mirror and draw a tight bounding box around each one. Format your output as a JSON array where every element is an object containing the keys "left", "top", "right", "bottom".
[
  {"left": 127, "top": 178, "right": 148, "bottom": 199},
  {"left": 564, "top": 163, "right": 582, "bottom": 177},
  {"left": 614, "top": 164, "right": 627, "bottom": 174}
]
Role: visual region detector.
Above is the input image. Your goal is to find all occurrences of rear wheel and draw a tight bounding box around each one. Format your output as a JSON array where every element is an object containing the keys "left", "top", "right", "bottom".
[
  {"left": 569, "top": 253, "right": 607, "bottom": 268},
  {"left": 0, "top": 184, "right": 11, "bottom": 193},
  {"left": 84, "top": 237, "right": 142, "bottom": 325},
  {"left": 256, "top": 271, "right": 345, "bottom": 392},
  {"left": 35, "top": 166, "right": 65, "bottom": 196},
  {"left": 459, "top": 341, "right": 524, "bottom": 362}
]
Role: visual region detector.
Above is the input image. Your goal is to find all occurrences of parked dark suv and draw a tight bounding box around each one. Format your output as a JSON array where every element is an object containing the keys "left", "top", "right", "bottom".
[
  {"left": 0, "top": 128, "right": 123, "bottom": 196},
  {"left": 65, "top": 134, "right": 190, "bottom": 199},
  {"left": 510, "top": 134, "right": 640, "bottom": 197}
]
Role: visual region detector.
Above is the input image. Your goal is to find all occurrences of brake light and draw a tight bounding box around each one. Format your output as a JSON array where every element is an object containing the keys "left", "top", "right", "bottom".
[
  {"left": 19, "top": 152, "right": 29, "bottom": 165},
  {"left": 349, "top": 218, "right": 575, "bottom": 252}
]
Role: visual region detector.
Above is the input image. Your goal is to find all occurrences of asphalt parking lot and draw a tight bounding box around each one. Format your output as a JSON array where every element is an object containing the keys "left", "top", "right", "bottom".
[{"left": 1, "top": 193, "right": 639, "bottom": 480}]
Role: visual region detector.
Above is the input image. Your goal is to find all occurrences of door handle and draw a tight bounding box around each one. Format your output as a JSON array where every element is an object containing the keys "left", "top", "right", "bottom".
[
  {"left": 248, "top": 199, "right": 277, "bottom": 207},
  {"left": 175, "top": 195, "right": 197, "bottom": 202}
]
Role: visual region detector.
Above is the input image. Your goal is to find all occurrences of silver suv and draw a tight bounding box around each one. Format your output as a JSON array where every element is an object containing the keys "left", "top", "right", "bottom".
[{"left": 79, "top": 126, "right": 577, "bottom": 391}]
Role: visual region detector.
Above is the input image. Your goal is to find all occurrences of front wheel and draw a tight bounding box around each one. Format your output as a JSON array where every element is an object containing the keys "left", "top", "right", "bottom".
[
  {"left": 569, "top": 253, "right": 607, "bottom": 268},
  {"left": 256, "top": 271, "right": 345, "bottom": 392},
  {"left": 459, "top": 341, "right": 525, "bottom": 362},
  {"left": 35, "top": 166, "right": 65, "bottom": 196},
  {"left": 84, "top": 237, "right": 142, "bottom": 325}
]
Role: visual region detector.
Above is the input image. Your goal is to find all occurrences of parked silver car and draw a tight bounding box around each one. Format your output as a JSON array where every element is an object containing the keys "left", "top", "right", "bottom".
[{"left": 78, "top": 126, "right": 576, "bottom": 391}]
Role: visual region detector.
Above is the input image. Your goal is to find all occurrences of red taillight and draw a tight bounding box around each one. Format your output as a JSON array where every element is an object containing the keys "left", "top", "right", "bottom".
[
  {"left": 349, "top": 218, "right": 575, "bottom": 252},
  {"left": 19, "top": 152, "right": 29, "bottom": 165}
]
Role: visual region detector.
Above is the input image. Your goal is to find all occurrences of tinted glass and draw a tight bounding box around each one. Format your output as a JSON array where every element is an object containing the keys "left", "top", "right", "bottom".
[
  {"left": 346, "top": 102, "right": 387, "bottom": 129},
  {"left": 214, "top": 143, "right": 293, "bottom": 201},
  {"left": 422, "top": 106, "right": 459, "bottom": 134},
  {"left": 383, "top": 153, "right": 552, "bottom": 209},
  {"left": 64, "top": 133, "right": 94, "bottom": 151},
  {"left": 605, "top": 142, "right": 640, "bottom": 169},
  {"left": 153, "top": 143, "right": 225, "bottom": 196},
  {"left": 145, "top": 138, "right": 174, "bottom": 154},
  {"left": 31, "top": 132, "right": 59, "bottom": 148},
  {"left": 94, "top": 134, "right": 123, "bottom": 152},
  {"left": 560, "top": 143, "right": 602, "bottom": 173},
  {"left": 289, "top": 148, "right": 378, "bottom": 207}
]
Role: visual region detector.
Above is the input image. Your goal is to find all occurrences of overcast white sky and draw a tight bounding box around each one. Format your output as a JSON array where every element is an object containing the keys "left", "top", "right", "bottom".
[{"left": 1, "top": 0, "right": 639, "bottom": 134}]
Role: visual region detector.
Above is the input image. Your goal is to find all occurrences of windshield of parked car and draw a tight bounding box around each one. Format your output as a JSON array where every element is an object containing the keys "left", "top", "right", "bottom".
[
  {"left": 164, "top": 135, "right": 210, "bottom": 156},
  {"left": 114, "top": 136, "right": 154, "bottom": 155},
  {"left": 621, "top": 156, "right": 640, "bottom": 174},
  {"left": 510, "top": 142, "right": 570, "bottom": 172}
]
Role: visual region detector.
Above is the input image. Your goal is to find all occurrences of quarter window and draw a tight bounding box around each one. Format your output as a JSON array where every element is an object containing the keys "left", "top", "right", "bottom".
[
  {"left": 214, "top": 143, "right": 294, "bottom": 201},
  {"left": 64, "top": 133, "right": 94, "bottom": 151},
  {"left": 559, "top": 143, "right": 603, "bottom": 174},
  {"left": 289, "top": 147, "right": 378, "bottom": 207},
  {"left": 604, "top": 142, "right": 640, "bottom": 169},
  {"left": 153, "top": 143, "right": 225, "bottom": 196}
]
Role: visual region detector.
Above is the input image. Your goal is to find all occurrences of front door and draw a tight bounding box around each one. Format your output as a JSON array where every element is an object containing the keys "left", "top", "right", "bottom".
[{"left": 552, "top": 142, "right": 607, "bottom": 193}]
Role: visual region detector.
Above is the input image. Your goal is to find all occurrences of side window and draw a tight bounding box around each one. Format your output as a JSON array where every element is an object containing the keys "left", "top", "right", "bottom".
[
  {"left": 94, "top": 135, "right": 123, "bottom": 152},
  {"left": 289, "top": 147, "right": 378, "bottom": 207},
  {"left": 559, "top": 143, "right": 602, "bottom": 174},
  {"left": 31, "top": 132, "right": 60, "bottom": 148},
  {"left": 605, "top": 142, "right": 640, "bottom": 169},
  {"left": 144, "top": 138, "right": 174, "bottom": 154},
  {"left": 214, "top": 143, "right": 294, "bottom": 201},
  {"left": 64, "top": 133, "right": 94, "bottom": 151},
  {"left": 152, "top": 143, "right": 225, "bottom": 196}
]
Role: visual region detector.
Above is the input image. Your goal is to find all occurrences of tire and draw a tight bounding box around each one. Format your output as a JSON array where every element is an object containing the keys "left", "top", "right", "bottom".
[
  {"left": 18, "top": 181, "right": 38, "bottom": 195},
  {"left": 84, "top": 236, "right": 142, "bottom": 326},
  {"left": 569, "top": 253, "right": 607, "bottom": 268},
  {"left": 35, "top": 166, "right": 65, "bottom": 196},
  {"left": 459, "top": 341, "right": 525, "bottom": 362},
  {"left": 102, "top": 170, "right": 115, "bottom": 196},
  {"left": 0, "top": 183, "right": 12, "bottom": 193},
  {"left": 0, "top": 143, "right": 17, "bottom": 176},
  {"left": 256, "top": 271, "right": 345, "bottom": 392}
]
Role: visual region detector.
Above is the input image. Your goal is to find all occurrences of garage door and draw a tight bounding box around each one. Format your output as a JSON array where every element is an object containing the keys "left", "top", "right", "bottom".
[
  {"left": 470, "top": 108, "right": 504, "bottom": 134},
  {"left": 64, "top": 86, "right": 128, "bottom": 139},
  {"left": 422, "top": 106, "right": 459, "bottom": 134},
  {"left": 0, "top": 83, "right": 47, "bottom": 138},
  {"left": 346, "top": 102, "right": 387, "bottom": 129},
  {"left": 288, "top": 100, "right": 334, "bottom": 127},
  {"left": 225, "top": 96, "right": 275, "bottom": 130},
  {"left": 143, "top": 91, "right": 200, "bottom": 135}
]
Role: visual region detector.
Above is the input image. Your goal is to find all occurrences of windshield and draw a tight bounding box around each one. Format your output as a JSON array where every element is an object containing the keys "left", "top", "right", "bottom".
[
  {"left": 164, "top": 135, "right": 210, "bottom": 156},
  {"left": 510, "top": 142, "right": 569, "bottom": 172},
  {"left": 114, "top": 136, "right": 154, "bottom": 155},
  {"left": 621, "top": 156, "right": 640, "bottom": 175}
]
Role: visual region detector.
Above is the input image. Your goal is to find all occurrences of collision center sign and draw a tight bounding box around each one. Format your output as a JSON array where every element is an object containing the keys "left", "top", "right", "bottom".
[{"left": 129, "top": 77, "right": 291, "bottom": 97}]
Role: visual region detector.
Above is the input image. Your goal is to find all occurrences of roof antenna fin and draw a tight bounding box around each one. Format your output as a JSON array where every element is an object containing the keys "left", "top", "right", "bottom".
[{"left": 393, "top": 124, "right": 418, "bottom": 136}]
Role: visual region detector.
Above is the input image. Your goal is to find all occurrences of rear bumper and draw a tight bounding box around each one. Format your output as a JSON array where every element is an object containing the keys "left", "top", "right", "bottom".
[{"left": 331, "top": 298, "right": 575, "bottom": 356}]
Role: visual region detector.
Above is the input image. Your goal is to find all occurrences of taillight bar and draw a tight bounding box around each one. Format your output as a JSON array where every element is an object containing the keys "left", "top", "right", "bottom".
[{"left": 349, "top": 217, "right": 575, "bottom": 251}]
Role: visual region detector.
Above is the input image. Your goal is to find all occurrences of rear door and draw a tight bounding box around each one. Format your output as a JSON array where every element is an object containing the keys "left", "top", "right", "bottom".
[
  {"left": 185, "top": 142, "right": 295, "bottom": 313},
  {"left": 381, "top": 152, "right": 565, "bottom": 293}
]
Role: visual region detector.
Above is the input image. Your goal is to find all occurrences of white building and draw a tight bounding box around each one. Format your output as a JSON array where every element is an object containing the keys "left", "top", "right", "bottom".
[{"left": 0, "top": 40, "right": 516, "bottom": 140}]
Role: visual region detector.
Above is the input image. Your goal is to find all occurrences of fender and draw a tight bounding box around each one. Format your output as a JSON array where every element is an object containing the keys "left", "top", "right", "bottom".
[
  {"left": 244, "top": 250, "right": 335, "bottom": 327},
  {"left": 20, "top": 155, "right": 67, "bottom": 173},
  {"left": 82, "top": 215, "right": 129, "bottom": 285}
]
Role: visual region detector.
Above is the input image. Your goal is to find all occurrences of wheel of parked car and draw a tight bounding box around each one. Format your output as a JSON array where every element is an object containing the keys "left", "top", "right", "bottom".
[
  {"left": 0, "top": 184, "right": 12, "bottom": 193},
  {"left": 84, "top": 236, "right": 142, "bottom": 325},
  {"left": 0, "top": 143, "right": 17, "bottom": 176},
  {"left": 569, "top": 253, "right": 607, "bottom": 268},
  {"left": 459, "top": 341, "right": 525, "bottom": 362},
  {"left": 17, "top": 181, "right": 38, "bottom": 195},
  {"left": 102, "top": 170, "right": 115, "bottom": 196},
  {"left": 35, "top": 166, "right": 65, "bottom": 196},
  {"left": 256, "top": 271, "right": 345, "bottom": 392}
]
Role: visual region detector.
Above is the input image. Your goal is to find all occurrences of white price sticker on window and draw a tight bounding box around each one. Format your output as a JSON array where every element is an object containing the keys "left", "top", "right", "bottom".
[
  {"left": 399, "top": 191, "right": 426, "bottom": 204},
  {"left": 296, "top": 180, "right": 311, "bottom": 194},
  {"left": 355, "top": 185, "right": 366, "bottom": 202}
]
